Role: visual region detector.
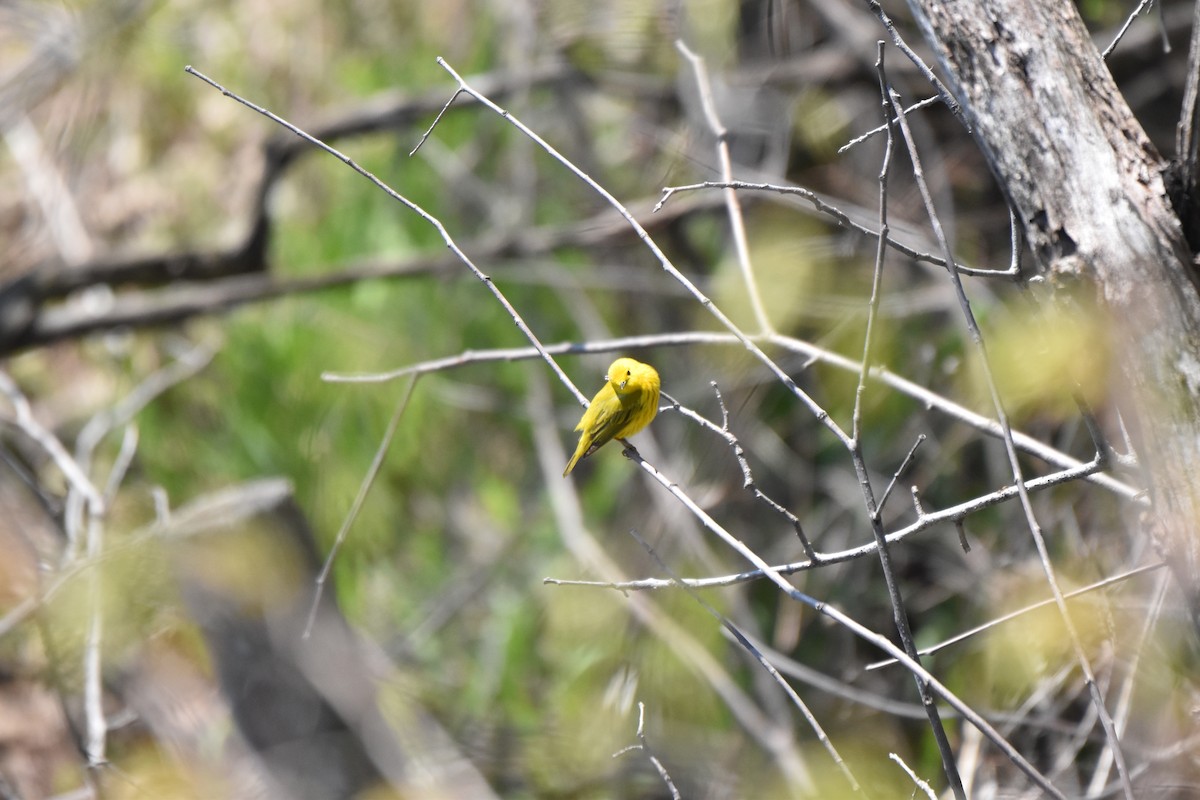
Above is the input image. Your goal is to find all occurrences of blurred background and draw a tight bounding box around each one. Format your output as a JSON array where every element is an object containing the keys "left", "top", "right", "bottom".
[{"left": 0, "top": 0, "right": 1194, "bottom": 797}]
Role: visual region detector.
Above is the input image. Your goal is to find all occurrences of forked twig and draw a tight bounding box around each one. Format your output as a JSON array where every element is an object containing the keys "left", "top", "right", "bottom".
[{"left": 612, "top": 703, "right": 682, "bottom": 800}]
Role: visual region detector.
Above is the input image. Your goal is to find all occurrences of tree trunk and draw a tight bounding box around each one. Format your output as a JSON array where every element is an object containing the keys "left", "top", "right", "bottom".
[{"left": 904, "top": 0, "right": 1200, "bottom": 629}]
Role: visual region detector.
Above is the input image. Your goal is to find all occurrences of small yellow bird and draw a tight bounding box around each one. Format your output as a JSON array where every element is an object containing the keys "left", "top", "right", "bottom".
[{"left": 563, "top": 357, "right": 661, "bottom": 477}]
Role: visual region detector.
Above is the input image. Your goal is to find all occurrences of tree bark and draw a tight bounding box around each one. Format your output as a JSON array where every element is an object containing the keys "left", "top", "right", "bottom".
[{"left": 904, "top": 0, "right": 1200, "bottom": 628}]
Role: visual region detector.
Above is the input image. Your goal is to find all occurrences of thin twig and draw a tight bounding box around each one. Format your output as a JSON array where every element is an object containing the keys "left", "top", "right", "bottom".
[
  {"left": 877, "top": 434, "right": 925, "bottom": 513},
  {"left": 1103, "top": 0, "right": 1156, "bottom": 59},
  {"left": 0, "top": 371, "right": 104, "bottom": 512},
  {"left": 867, "top": 45, "right": 965, "bottom": 800},
  {"left": 852, "top": 83, "right": 891, "bottom": 448},
  {"left": 303, "top": 376, "right": 418, "bottom": 639},
  {"left": 82, "top": 506, "right": 106, "bottom": 767},
  {"left": 103, "top": 427, "right": 140, "bottom": 503},
  {"left": 676, "top": 41, "right": 773, "bottom": 335},
  {"left": 864, "top": 561, "right": 1165, "bottom": 670},
  {"left": 1085, "top": 567, "right": 1168, "bottom": 795},
  {"left": 865, "top": 0, "right": 966, "bottom": 126},
  {"left": 409, "top": 88, "right": 464, "bottom": 156},
  {"left": 612, "top": 702, "right": 683, "bottom": 800},
  {"left": 1005, "top": 205, "right": 1023, "bottom": 277},
  {"left": 81, "top": 423, "right": 138, "bottom": 768},
  {"left": 669, "top": 384, "right": 815, "bottom": 557},
  {"left": 1174, "top": 0, "right": 1200, "bottom": 202},
  {"left": 890, "top": 752, "right": 938, "bottom": 800},
  {"left": 838, "top": 94, "right": 941, "bottom": 154},
  {"left": 657, "top": 180, "right": 1013, "bottom": 278}
]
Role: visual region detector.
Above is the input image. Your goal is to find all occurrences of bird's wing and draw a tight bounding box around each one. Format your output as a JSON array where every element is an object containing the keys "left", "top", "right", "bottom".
[{"left": 582, "top": 402, "right": 635, "bottom": 458}]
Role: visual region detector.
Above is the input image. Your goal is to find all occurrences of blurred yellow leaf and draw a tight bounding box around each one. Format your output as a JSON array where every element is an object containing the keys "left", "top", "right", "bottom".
[{"left": 970, "top": 301, "right": 1112, "bottom": 422}]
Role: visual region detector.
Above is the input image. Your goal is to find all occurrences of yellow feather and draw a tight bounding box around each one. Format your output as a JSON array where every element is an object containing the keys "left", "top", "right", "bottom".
[{"left": 563, "top": 357, "right": 661, "bottom": 476}]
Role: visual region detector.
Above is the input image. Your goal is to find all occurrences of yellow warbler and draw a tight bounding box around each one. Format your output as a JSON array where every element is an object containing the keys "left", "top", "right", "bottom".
[{"left": 563, "top": 357, "right": 661, "bottom": 477}]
